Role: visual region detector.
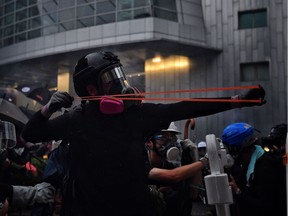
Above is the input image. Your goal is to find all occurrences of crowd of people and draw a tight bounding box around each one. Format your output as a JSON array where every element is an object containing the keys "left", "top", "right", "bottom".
[{"left": 0, "top": 50, "right": 286, "bottom": 216}]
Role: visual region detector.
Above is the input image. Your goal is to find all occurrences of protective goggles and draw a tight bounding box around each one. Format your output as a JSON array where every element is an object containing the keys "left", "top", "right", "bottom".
[{"left": 153, "top": 134, "right": 177, "bottom": 144}]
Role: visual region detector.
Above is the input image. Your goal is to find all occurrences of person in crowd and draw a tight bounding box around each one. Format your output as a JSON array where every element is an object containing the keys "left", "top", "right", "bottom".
[
  {"left": 22, "top": 51, "right": 266, "bottom": 216},
  {"left": 0, "top": 120, "right": 55, "bottom": 215},
  {"left": 32, "top": 139, "right": 70, "bottom": 216},
  {"left": 0, "top": 181, "right": 55, "bottom": 213},
  {"left": 145, "top": 122, "right": 208, "bottom": 216},
  {"left": 260, "top": 123, "right": 287, "bottom": 155},
  {"left": 197, "top": 141, "right": 207, "bottom": 158},
  {"left": 222, "top": 122, "right": 286, "bottom": 216}
]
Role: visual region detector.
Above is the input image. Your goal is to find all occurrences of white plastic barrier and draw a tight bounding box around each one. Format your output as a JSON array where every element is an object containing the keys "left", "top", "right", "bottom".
[{"left": 204, "top": 134, "right": 233, "bottom": 216}]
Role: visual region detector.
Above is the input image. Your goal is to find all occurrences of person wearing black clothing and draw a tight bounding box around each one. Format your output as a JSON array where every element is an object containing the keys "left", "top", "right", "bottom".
[
  {"left": 222, "top": 122, "right": 286, "bottom": 216},
  {"left": 22, "top": 51, "right": 266, "bottom": 216}
]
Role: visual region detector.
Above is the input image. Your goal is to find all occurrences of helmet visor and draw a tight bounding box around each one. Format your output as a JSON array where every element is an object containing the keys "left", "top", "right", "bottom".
[
  {"left": 101, "top": 66, "right": 127, "bottom": 84},
  {"left": 100, "top": 67, "right": 130, "bottom": 95}
]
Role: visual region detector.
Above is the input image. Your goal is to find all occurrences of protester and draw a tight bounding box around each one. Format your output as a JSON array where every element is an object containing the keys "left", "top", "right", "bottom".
[
  {"left": 22, "top": 51, "right": 266, "bottom": 216},
  {"left": 145, "top": 122, "right": 208, "bottom": 216},
  {"left": 222, "top": 122, "right": 286, "bottom": 216}
]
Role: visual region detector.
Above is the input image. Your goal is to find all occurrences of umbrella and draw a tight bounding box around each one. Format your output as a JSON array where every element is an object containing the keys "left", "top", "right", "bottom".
[
  {"left": 27, "top": 87, "right": 53, "bottom": 105},
  {"left": 0, "top": 98, "right": 29, "bottom": 130},
  {"left": 20, "top": 87, "right": 53, "bottom": 105},
  {"left": 0, "top": 87, "right": 43, "bottom": 111}
]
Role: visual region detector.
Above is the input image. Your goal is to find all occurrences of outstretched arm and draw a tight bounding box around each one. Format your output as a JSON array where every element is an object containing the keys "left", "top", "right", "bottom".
[{"left": 148, "top": 161, "right": 204, "bottom": 183}]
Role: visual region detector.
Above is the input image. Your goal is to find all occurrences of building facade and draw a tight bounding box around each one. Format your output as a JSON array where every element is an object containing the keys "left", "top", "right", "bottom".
[{"left": 0, "top": 0, "right": 287, "bottom": 138}]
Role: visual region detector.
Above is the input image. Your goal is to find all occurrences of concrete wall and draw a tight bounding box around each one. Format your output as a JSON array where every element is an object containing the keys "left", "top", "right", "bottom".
[{"left": 189, "top": 0, "right": 287, "bottom": 140}]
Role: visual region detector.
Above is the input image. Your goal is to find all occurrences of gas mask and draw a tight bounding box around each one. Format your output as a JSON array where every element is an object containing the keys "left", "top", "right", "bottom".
[
  {"left": 99, "top": 66, "right": 142, "bottom": 114},
  {"left": 153, "top": 133, "right": 182, "bottom": 165}
]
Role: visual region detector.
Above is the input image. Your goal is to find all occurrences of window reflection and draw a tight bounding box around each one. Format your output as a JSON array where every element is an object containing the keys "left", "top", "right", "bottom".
[
  {"left": 16, "top": 9, "right": 27, "bottom": 21},
  {"left": 96, "top": 13, "right": 115, "bottom": 24},
  {"left": 96, "top": 1, "right": 116, "bottom": 14},
  {"left": 16, "top": 21, "right": 26, "bottom": 33},
  {"left": 77, "top": 17, "right": 94, "bottom": 28},
  {"left": 77, "top": 4, "right": 94, "bottom": 17}
]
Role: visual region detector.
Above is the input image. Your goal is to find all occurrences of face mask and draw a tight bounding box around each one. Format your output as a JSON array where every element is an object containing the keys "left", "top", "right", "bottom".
[
  {"left": 154, "top": 134, "right": 182, "bottom": 164},
  {"left": 166, "top": 146, "right": 181, "bottom": 162}
]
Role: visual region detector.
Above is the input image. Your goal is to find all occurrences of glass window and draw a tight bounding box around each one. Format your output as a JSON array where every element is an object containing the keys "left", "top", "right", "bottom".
[
  {"left": 29, "top": 6, "right": 40, "bottom": 17},
  {"left": 28, "top": 0, "right": 37, "bottom": 5},
  {"left": 59, "top": 8, "right": 75, "bottom": 22},
  {"left": 28, "top": 28, "right": 41, "bottom": 39},
  {"left": 135, "top": 0, "right": 150, "bottom": 7},
  {"left": 117, "top": 10, "right": 132, "bottom": 21},
  {"left": 134, "top": 7, "right": 151, "bottom": 19},
  {"left": 15, "top": 33, "right": 27, "bottom": 42},
  {"left": 77, "top": 17, "right": 94, "bottom": 28},
  {"left": 118, "top": 0, "right": 132, "bottom": 10},
  {"left": 96, "top": 1, "right": 116, "bottom": 14},
  {"left": 59, "top": 0, "right": 75, "bottom": 9},
  {"left": 29, "top": 17, "right": 41, "bottom": 29},
  {"left": 77, "top": 0, "right": 94, "bottom": 4},
  {"left": 239, "top": 13, "right": 252, "bottom": 29},
  {"left": 254, "top": 10, "right": 267, "bottom": 27},
  {"left": 3, "top": 37, "right": 13, "bottom": 46},
  {"left": 0, "top": 6, "right": 3, "bottom": 17},
  {"left": 153, "top": 8, "right": 177, "bottom": 21},
  {"left": 59, "top": 21, "right": 75, "bottom": 31},
  {"left": 5, "top": 2, "right": 14, "bottom": 13},
  {"left": 4, "top": 14, "right": 14, "bottom": 25},
  {"left": 77, "top": 4, "right": 95, "bottom": 17},
  {"left": 16, "top": 21, "right": 26, "bottom": 33},
  {"left": 96, "top": 13, "right": 115, "bottom": 24},
  {"left": 153, "top": 0, "right": 176, "bottom": 10},
  {"left": 239, "top": 9, "right": 267, "bottom": 29},
  {"left": 3, "top": 25, "right": 13, "bottom": 37},
  {"left": 240, "top": 62, "right": 269, "bottom": 81},
  {"left": 43, "top": 1, "right": 58, "bottom": 13},
  {"left": 16, "top": 0, "right": 28, "bottom": 9},
  {"left": 43, "top": 25, "right": 58, "bottom": 35},
  {"left": 43, "top": 13, "right": 57, "bottom": 26},
  {"left": 16, "top": 9, "right": 27, "bottom": 21}
]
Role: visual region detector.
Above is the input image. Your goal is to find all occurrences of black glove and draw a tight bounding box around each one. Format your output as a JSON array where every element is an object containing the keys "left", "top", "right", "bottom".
[
  {"left": 0, "top": 182, "right": 13, "bottom": 206},
  {"left": 239, "top": 85, "right": 266, "bottom": 107},
  {"left": 45, "top": 91, "right": 74, "bottom": 113}
]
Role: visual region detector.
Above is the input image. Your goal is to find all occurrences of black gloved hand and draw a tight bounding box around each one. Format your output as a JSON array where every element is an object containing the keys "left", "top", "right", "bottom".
[
  {"left": 46, "top": 91, "right": 74, "bottom": 113},
  {"left": 0, "top": 182, "right": 13, "bottom": 207},
  {"left": 239, "top": 85, "right": 266, "bottom": 107}
]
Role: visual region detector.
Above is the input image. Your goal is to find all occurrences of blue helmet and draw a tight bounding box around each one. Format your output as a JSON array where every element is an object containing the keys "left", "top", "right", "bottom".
[{"left": 222, "top": 123, "right": 254, "bottom": 146}]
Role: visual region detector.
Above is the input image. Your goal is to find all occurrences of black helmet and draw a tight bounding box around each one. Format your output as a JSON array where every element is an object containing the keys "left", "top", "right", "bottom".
[{"left": 73, "top": 51, "right": 122, "bottom": 96}]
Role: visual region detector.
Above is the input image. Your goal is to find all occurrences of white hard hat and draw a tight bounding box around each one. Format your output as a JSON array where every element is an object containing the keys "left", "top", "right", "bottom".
[
  {"left": 161, "top": 122, "right": 181, "bottom": 134},
  {"left": 197, "top": 141, "right": 207, "bottom": 148}
]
